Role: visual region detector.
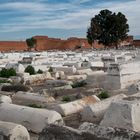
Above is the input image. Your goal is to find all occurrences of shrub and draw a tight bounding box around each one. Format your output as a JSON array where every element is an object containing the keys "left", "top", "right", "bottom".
[
  {"left": 25, "top": 65, "right": 35, "bottom": 75},
  {"left": 37, "top": 69, "right": 43, "bottom": 74},
  {"left": 1, "top": 84, "right": 30, "bottom": 92},
  {"left": 98, "top": 91, "right": 109, "bottom": 99},
  {"left": 0, "top": 79, "right": 10, "bottom": 83},
  {"left": 0, "top": 68, "right": 16, "bottom": 78},
  {"left": 72, "top": 80, "right": 87, "bottom": 88},
  {"left": 62, "top": 96, "right": 71, "bottom": 102},
  {"left": 28, "top": 104, "right": 42, "bottom": 108},
  {"left": 48, "top": 67, "right": 53, "bottom": 73}
]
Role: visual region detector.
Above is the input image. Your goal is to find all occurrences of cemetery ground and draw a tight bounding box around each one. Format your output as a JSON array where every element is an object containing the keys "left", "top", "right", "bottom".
[{"left": 1, "top": 49, "right": 140, "bottom": 139}]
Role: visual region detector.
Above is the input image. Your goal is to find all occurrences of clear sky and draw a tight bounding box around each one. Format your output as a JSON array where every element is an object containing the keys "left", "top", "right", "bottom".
[{"left": 0, "top": 0, "right": 139, "bottom": 40}]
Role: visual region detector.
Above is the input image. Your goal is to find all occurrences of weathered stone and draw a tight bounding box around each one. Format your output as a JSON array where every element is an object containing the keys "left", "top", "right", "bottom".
[
  {"left": 81, "top": 94, "right": 126, "bottom": 123},
  {"left": 127, "top": 80, "right": 140, "bottom": 94},
  {"left": 38, "top": 124, "right": 108, "bottom": 140},
  {"left": 12, "top": 92, "right": 55, "bottom": 106},
  {"left": 0, "top": 95, "right": 12, "bottom": 104},
  {"left": 23, "top": 72, "right": 52, "bottom": 85},
  {"left": 0, "top": 103, "right": 63, "bottom": 133},
  {"left": 67, "top": 74, "right": 87, "bottom": 81},
  {"left": 0, "top": 121, "right": 30, "bottom": 140},
  {"left": 100, "top": 97, "right": 140, "bottom": 132},
  {"left": 107, "top": 61, "right": 140, "bottom": 89},
  {"left": 53, "top": 85, "right": 72, "bottom": 90},
  {"left": 53, "top": 95, "right": 100, "bottom": 116},
  {"left": 79, "top": 122, "right": 140, "bottom": 140},
  {"left": 39, "top": 123, "right": 140, "bottom": 140},
  {"left": 10, "top": 76, "right": 22, "bottom": 85},
  {"left": 45, "top": 80, "right": 72, "bottom": 87},
  {"left": 0, "top": 91, "right": 14, "bottom": 96},
  {"left": 77, "top": 69, "right": 94, "bottom": 75}
]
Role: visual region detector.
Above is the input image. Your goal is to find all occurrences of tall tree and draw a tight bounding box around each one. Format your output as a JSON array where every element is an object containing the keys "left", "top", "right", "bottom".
[
  {"left": 26, "top": 37, "right": 36, "bottom": 50},
  {"left": 87, "top": 9, "right": 129, "bottom": 48}
]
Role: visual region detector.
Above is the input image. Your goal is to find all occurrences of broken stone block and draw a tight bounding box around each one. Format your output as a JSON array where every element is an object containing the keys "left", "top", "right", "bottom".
[
  {"left": 0, "top": 103, "right": 63, "bottom": 133},
  {"left": 67, "top": 74, "right": 87, "bottom": 81},
  {"left": 12, "top": 92, "right": 55, "bottom": 106},
  {"left": 38, "top": 123, "right": 140, "bottom": 140},
  {"left": 100, "top": 97, "right": 140, "bottom": 132},
  {"left": 53, "top": 85, "right": 72, "bottom": 90},
  {"left": 79, "top": 122, "right": 140, "bottom": 140},
  {"left": 0, "top": 95, "right": 12, "bottom": 104},
  {"left": 53, "top": 95, "right": 100, "bottom": 116},
  {"left": 81, "top": 94, "right": 126, "bottom": 123},
  {"left": 38, "top": 124, "right": 107, "bottom": 140},
  {"left": 0, "top": 121, "right": 30, "bottom": 140}
]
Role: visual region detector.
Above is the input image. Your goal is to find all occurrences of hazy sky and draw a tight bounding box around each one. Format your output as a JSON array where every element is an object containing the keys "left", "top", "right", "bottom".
[{"left": 0, "top": 0, "right": 139, "bottom": 40}]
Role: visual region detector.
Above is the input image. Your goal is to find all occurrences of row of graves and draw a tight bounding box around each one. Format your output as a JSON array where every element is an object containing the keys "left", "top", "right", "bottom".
[{"left": 0, "top": 49, "right": 140, "bottom": 139}]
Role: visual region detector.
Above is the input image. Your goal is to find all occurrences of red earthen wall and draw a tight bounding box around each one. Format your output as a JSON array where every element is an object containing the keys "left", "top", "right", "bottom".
[
  {"left": 0, "top": 41, "right": 27, "bottom": 52},
  {"left": 0, "top": 35, "right": 137, "bottom": 52},
  {"left": 133, "top": 40, "right": 140, "bottom": 47}
]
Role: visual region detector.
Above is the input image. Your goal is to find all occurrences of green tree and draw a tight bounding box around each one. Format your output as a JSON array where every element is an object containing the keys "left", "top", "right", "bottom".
[
  {"left": 26, "top": 37, "right": 36, "bottom": 50},
  {"left": 25, "top": 65, "right": 35, "bottom": 75},
  {"left": 87, "top": 9, "right": 129, "bottom": 48}
]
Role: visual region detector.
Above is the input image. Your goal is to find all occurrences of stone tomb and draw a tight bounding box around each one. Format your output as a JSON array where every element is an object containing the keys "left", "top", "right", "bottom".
[
  {"left": 0, "top": 95, "right": 12, "bottom": 104},
  {"left": 0, "top": 121, "right": 30, "bottom": 140},
  {"left": 12, "top": 91, "right": 55, "bottom": 106},
  {"left": 100, "top": 95, "right": 140, "bottom": 132},
  {"left": 0, "top": 103, "right": 63, "bottom": 133},
  {"left": 81, "top": 94, "right": 126, "bottom": 123},
  {"left": 53, "top": 95, "right": 100, "bottom": 116}
]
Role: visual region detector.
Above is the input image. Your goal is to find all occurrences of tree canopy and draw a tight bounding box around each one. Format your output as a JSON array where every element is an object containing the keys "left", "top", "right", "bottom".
[
  {"left": 26, "top": 37, "right": 36, "bottom": 49},
  {"left": 87, "top": 9, "right": 129, "bottom": 48}
]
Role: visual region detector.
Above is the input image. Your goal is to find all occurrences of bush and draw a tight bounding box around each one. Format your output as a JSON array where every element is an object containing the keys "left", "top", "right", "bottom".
[
  {"left": 48, "top": 67, "right": 53, "bottom": 73},
  {"left": 98, "top": 91, "right": 109, "bottom": 99},
  {"left": 62, "top": 96, "right": 71, "bottom": 102},
  {"left": 1, "top": 84, "right": 30, "bottom": 92},
  {"left": 37, "top": 69, "right": 43, "bottom": 74},
  {"left": 0, "top": 68, "right": 16, "bottom": 78},
  {"left": 28, "top": 104, "right": 42, "bottom": 108},
  {"left": 72, "top": 80, "right": 87, "bottom": 88},
  {"left": 0, "top": 79, "right": 10, "bottom": 83},
  {"left": 25, "top": 65, "right": 35, "bottom": 75}
]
